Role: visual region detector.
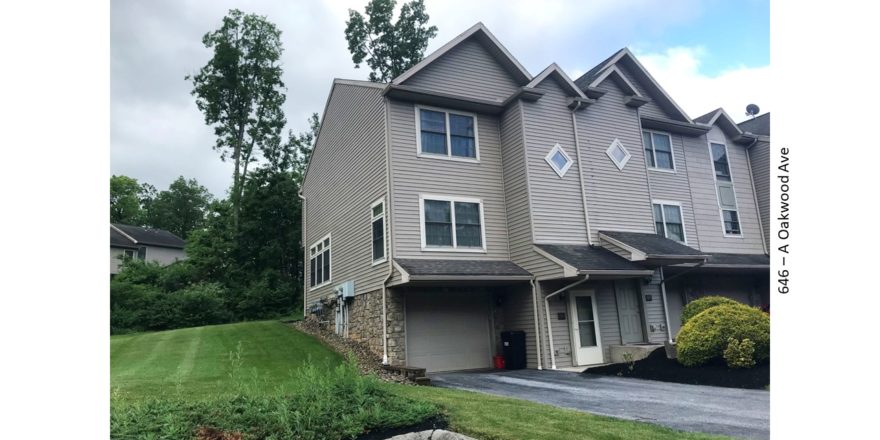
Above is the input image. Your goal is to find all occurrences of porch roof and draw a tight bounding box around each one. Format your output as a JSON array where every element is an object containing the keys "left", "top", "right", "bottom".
[
  {"left": 678, "top": 252, "right": 770, "bottom": 270},
  {"left": 393, "top": 258, "right": 532, "bottom": 281},
  {"left": 533, "top": 243, "right": 654, "bottom": 276},
  {"left": 598, "top": 230, "right": 708, "bottom": 264}
]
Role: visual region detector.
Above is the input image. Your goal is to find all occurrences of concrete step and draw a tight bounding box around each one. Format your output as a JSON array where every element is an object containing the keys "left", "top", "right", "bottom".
[{"left": 414, "top": 376, "right": 431, "bottom": 386}]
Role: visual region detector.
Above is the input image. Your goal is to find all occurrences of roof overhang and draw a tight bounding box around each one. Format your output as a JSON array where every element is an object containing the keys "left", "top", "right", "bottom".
[
  {"left": 641, "top": 116, "right": 711, "bottom": 136},
  {"left": 589, "top": 65, "right": 642, "bottom": 97},
  {"left": 598, "top": 232, "right": 709, "bottom": 264},
  {"left": 388, "top": 259, "right": 533, "bottom": 287},
  {"left": 695, "top": 108, "right": 758, "bottom": 145},
  {"left": 385, "top": 84, "right": 506, "bottom": 115},
  {"left": 527, "top": 63, "right": 587, "bottom": 99}
]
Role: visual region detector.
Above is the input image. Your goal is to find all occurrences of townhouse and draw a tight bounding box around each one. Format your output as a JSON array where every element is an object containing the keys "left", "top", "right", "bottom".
[{"left": 301, "top": 23, "right": 770, "bottom": 372}]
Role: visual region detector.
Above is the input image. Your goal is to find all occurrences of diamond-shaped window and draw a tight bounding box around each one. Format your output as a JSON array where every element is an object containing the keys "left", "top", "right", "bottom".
[
  {"left": 606, "top": 138, "right": 631, "bottom": 170},
  {"left": 545, "top": 143, "right": 573, "bottom": 177}
]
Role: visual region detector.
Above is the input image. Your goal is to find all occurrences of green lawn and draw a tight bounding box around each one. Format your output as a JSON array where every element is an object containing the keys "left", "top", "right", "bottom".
[
  {"left": 111, "top": 321, "right": 729, "bottom": 440},
  {"left": 111, "top": 320, "right": 342, "bottom": 399}
]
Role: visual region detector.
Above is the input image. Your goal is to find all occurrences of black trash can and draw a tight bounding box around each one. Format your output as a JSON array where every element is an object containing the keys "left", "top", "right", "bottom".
[{"left": 501, "top": 330, "right": 526, "bottom": 370}]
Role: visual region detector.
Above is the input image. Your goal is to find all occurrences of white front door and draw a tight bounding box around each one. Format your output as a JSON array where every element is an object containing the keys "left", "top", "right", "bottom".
[{"left": 569, "top": 290, "right": 604, "bottom": 365}]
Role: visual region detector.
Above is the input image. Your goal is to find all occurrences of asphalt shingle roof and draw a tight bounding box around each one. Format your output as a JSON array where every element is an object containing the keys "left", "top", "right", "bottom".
[
  {"left": 573, "top": 49, "right": 624, "bottom": 90},
  {"left": 534, "top": 244, "right": 648, "bottom": 272},
  {"left": 737, "top": 113, "right": 770, "bottom": 136},
  {"left": 394, "top": 259, "right": 531, "bottom": 277},
  {"left": 111, "top": 224, "right": 185, "bottom": 249},
  {"left": 110, "top": 227, "right": 137, "bottom": 248},
  {"left": 599, "top": 230, "right": 706, "bottom": 257},
  {"left": 705, "top": 253, "right": 769, "bottom": 267}
]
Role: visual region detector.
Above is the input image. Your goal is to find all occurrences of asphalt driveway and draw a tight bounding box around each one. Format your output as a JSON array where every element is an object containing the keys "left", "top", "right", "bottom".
[{"left": 430, "top": 369, "right": 769, "bottom": 439}]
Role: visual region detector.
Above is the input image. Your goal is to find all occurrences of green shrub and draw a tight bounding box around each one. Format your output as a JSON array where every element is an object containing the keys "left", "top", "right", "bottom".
[
  {"left": 680, "top": 296, "right": 742, "bottom": 325},
  {"left": 110, "top": 280, "right": 232, "bottom": 334},
  {"left": 111, "top": 359, "right": 441, "bottom": 440},
  {"left": 724, "top": 338, "right": 757, "bottom": 369},
  {"left": 677, "top": 304, "right": 769, "bottom": 367}
]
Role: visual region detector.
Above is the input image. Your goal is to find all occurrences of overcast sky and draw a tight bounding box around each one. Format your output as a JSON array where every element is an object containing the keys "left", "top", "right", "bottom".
[{"left": 111, "top": 0, "right": 769, "bottom": 198}]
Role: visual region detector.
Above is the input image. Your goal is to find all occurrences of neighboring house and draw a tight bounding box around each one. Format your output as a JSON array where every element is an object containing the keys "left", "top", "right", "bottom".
[
  {"left": 110, "top": 223, "right": 186, "bottom": 275},
  {"left": 301, "top": 23, "right": 770, "bottom": 373}
]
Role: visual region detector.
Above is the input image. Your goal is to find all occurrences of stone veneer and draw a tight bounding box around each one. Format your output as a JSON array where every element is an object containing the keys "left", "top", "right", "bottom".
[{"left": 346, "top": 289, "right": 406, "bottom": 366}]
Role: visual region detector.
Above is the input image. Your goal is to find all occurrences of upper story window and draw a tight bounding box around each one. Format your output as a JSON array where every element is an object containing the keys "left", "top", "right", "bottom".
[
  {"left": 722, "top": 210, "right": 741, "bottom": 235},
  {"left": 653, "top": 202, "right": 686, "bottom": 243},
  {"left": 643, "top": 130, "right": 675, "bottom": 170},
  {"left": 417, "top": 106, "right": 479, "bottom": 160},
  {"left": 710, "top": 142, "right": 731, "bottom": 181},
  {"left": 605, "top": 138, "right": 631, "bottom": 170},
  {"left": 420, "top": 194, "right": 485, "bottom": 252},
  {"left": 371, "top": 199, "right": 386, "bottom": 264},
  {"left": 123, "top": 247, "right": 146, "bottom": 261},
  {"left": 309, "top": 235, "right": 331, "bottom": 289},
  {"left": 545, "top": 143, "right": 573, "bottom": 177}
]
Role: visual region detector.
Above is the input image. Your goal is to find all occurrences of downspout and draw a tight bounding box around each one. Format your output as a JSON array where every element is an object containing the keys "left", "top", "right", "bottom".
[
  {"left": 744, "top": 137, "right": 769, "bottom": 255},
  {"left": 380, "top": 96, "right": 393, "bottom": 365},
  {"left": 570, "top": 108, "right": 593, "bottom": 246},
  {"left": 298, "top": 192, "right": 307, "bottom": 315},
  {"left": 530, "top": 278, "right": 543, "bottom": 370},
  {"left": 544, "top": 275, "right": 590, "bottom": 370}
]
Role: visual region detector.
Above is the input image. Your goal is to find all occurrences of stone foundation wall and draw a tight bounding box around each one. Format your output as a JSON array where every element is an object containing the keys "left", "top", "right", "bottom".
[{"left": 346, "top": 289, "right": 406, "bottom": 366}]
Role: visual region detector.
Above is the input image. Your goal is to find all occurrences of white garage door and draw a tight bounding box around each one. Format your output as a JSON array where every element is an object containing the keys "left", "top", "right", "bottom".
[{"left": 406, "top": 292, "right": 492, "bottom": 373}]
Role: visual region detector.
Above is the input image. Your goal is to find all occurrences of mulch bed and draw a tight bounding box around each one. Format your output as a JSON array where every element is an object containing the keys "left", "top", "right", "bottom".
[
  {"left": 584, "top": 348, "right": 769, "bottom": 389},
  {"left": 290, "top": 318, "right": 412, "bottom": 384}
]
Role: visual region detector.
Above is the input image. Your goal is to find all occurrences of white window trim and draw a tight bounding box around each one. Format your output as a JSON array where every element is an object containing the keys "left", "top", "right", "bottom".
[
  {"left": 707, "top": 140, "right": 744, "bottom": 238},
  {"left": 544, "top": 143, "right": 573, "bottom": 177},
  {"left": 651, "top": 199, "right": 688, "bottom": 245},
  {"left": 643, "top": 129, "right": 677, "bottom": 172},
  {"left": 309, "top": 233, "right": 332, "bottom": 291},
  {"left": 415, "top": 105, "right": 480, "bottom": 163},
  {"left": 123, "top": 249, "right": 136, "bottom": 259},
  {"left": 370, "top": 198, "right": 387, "bottom": 265},
  {"left": 418, "top": 194, "right": 487, "bottom": 253},
  {"left": 605, "top": 138, "right": 631, "bottom": 170}
]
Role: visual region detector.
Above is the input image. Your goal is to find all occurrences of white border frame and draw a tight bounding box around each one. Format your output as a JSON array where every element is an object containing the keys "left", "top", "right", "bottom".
[
  {"left": 415, "top": 105, "right": 480, "bottom": 163},
  {"left": 544, "top": 143, "right": 573, "bottom": 177},
  {"left": 642, "top": 129, "right": 676, "bottom": 173},
  {"left": 605, "top": 138, "right": 631, "bottom": 170},
  {"left": 568, "top": 289, "right": 604, "bottom": 366},
  {"left": 308, "top": 233, "right": 332, "bottom": 291},
  {"left": 651, "top": 199, "right": 688, "bottom": 245},
  {"left": 370, "top": 198, "right": 387, "bottom": 265},
  {"left": 418, "top": 193, "right": 487, "bottom": 253},
  {"left": 707, "top": 139, "right": 745, "bottom": 238}
]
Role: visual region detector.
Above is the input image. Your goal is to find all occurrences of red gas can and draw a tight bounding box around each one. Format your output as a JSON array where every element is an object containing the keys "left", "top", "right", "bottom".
[{"left": 493, "top": 354, "right": 505, "bottom": 369}]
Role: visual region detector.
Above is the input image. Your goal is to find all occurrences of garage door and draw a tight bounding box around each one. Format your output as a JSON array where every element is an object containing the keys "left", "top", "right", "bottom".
[{"left": 406, "top": 292, "right": 492, "bottom": 373}]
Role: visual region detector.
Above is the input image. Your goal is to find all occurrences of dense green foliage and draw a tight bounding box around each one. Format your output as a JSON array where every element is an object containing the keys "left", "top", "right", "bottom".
[
  {"left": 345, "top": 0, "right": 438, "bottom": 82},
  {"left": 680, "top": 296, "right": 742, "bottom": 324},
  {"left": 723, "top": 338, "right": 757, "bottom": 369},
  {"left": 110, "top": 175, "right": 150, "bottom": 224},
  {"left": 112, "top": 359, "right": 439, "bottom": 440},
  {"left": 677, "top": 304, "right": 770, "bottom": 367},
  {"left": 109, "top": 175, "right": 212, "bottom": 240}
]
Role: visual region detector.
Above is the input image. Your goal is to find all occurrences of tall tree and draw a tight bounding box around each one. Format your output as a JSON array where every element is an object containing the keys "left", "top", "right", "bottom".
[
  {"left": 187, "top": 9, "right": 287, "bottom": 230},
  {"left": 144, "top": 177, "right": 213, "bottom": 239},
  {"left": 345, "top": 0, "right": 438, "bottom": 82},
  {"left": 110, "top": 175, "right": 146, "bottom": 224}
]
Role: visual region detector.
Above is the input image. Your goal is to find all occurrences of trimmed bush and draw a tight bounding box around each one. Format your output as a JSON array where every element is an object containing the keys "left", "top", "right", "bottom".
[
  {"left": 680, "top": 296, "right": 742, "bottom": 325},
  {"left": 724, "top": 338, "right": 757, "bottom": 369},
  {"left": 677, "top": 304, "right": 769, "bottom": 367}
]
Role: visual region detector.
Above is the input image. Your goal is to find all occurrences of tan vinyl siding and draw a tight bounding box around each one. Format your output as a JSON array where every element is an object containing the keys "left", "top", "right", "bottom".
[
  {"left": 579, "top": 78, "right": 655, "bottom": 242},
  {"left": 643, "top": 271, "right": 669, "bottom": 344},
  {"left": 501, "top": 285, "right": 539, "bottom": 368},
  {"left": 402, "top": 38, "right": 520, "bottom": 103},
  {"left": 685, "top": 126, "right": 765, "bottom": 253},
  {"left": 645, "top": 132, "right": 701, "bottom": 248},
  {"left": 303, "top": 83, "right": 388, "bottom": 305},
  {"left": 749, "top": 140, "right": 771, "bottom": 248},
  {"left": 388, "top": 100, "right": 510, "bottom": 260},
  {"left": 594, "top": 281, "right": 621, "bottom": 361},
  {"left": 616, "top": 63, "right": 672, "bottom": 120},
  {"left": 522, "top": 79, "right": 589, "bottom": 244}
]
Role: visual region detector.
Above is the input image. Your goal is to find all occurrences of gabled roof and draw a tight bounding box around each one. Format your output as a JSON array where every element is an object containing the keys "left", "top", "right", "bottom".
[
  {"left": 392, "top": 22, "right": 532, "bottom": 86},
  {"left": 738, "top": 113, "right": 770, "bottom": 136},
  {"left": 526, "top": 63, "right": 586, "bottom": 98},
  {"left": 574, "top": 48, "right": 692, "bottom": 123},
  {"left": 695, "top": 108, "right": 762, "bottom": 145},
  {"left": 598, "top": 230, "right": 707, "bottom": 263},
  {"left": 110, "top": 224, "right": 185, "bottom": 249},
  {"left": 110, "top": 227, "right": 137, "bottom": 249}
]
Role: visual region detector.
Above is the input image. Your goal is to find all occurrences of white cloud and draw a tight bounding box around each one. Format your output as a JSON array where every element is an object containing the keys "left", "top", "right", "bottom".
[{"left": 633, "top": 46, "right": 770, "bottom": 122}]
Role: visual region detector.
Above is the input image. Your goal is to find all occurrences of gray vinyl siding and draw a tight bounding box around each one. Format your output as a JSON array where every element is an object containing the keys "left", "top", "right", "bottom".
[
  {"left": 388, "top": 100, "right": 510, "bottom": 260},
  {"left": 540, "top": 285, "right": 573, "bottom": 368},
  {"left": 303, "top": 83, "right": 388, "bottom": 305},
  {"left": 402, "top": 38, "right": 520, "bottom": 103},
  {"left": 749, "top": 140, "right": 771, "bottom": 249},
  {"left": 522, "top": 78, "right": 589, "bottom": 244},
  {"left": 501, "top": 285, "right": 539, "bottom": 368},
  {"left": 645, "top": 132, "right": 701, "bottom": 248},
  {"left": 578, "top": 78, "right": 655, "bottom": 242},
  {"left": 642, "top": 271, "right": 669, "bottom": 344},
  {"left": 616, "top": 63, "right": 673, "bottom": 120},
  {"left": 685, "top": 126, "right": 765, "bottom": 253},
  {"left": 499, "top": 99, "right": 566, "bottom": 278},
  {"left": 595, "top": 281, "right": 621, "bottom": 362}
]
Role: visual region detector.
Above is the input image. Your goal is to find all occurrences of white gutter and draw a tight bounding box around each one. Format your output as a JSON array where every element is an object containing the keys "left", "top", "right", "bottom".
[
  {"left": 658, "top": 267, "right": 673, "bottom": 343},
  {"left": 544, "top": 275, "right": 590, "bottom": 370},
  {"left": 381, "top": 96, "right": 393, "bottom": 365},
  {"left": 298, "top": 192, "right": 307, "bottom": 315},
  {"left": 530, "top": 278, "right": 543, "bottom": 370},
  {"left": 570, "top": 110, "right": 593, "bottom": 246}
]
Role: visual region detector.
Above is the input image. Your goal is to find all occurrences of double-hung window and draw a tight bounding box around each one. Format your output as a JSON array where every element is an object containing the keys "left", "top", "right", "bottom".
[
  {"left": 653, "top": 202, "right": 686, "bottom": 243},
  {"left": 710, "top": 142, "right": 732, "bottom": 181},
  {"left": 722, "top": 210, "right": 741, "bottom": 235},
  {"left": 421, "top": 195, "right": 485, "bottom": 251},
  {"left": 371, "top": 199, "right": 386, "bottom": 263},
  {"left": 709, "top": 141, "right": 742, "bottom": 236},
  {"left": 643, "top": 130, "right": 674, "bottom": 170},
  {"left": 309, "top": 235, "right": 331, "bottom": 288},
  {"left": 417, "top": 107, "right": 478, "bottom": 160}
]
